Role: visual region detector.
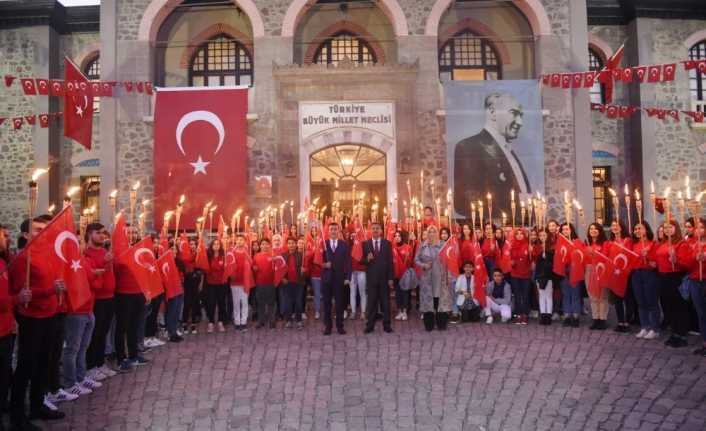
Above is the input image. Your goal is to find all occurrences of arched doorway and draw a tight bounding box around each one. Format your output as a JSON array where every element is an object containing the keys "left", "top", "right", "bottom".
[{"left": 310, "top": 144, "right": 386, "bottom": 222}]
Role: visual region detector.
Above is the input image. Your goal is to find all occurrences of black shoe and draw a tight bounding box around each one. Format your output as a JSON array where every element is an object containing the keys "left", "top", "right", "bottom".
[
  {"left": 30, "top": 407, "right": 65, "bottom": 420},
  {"left": 169, "top": 335, "right": 183, "bottom": 343},
  {"left": 693, "top": 346, "right": 706, "bottom": 356},
  {"left": 571, "top": 317, "right": 580, "bottom": 328},
  {"left": 614, "top": 325, "right": 628, "bottom": 333},
  {"left": 269, "top": 321, "right": 277, "bottom": 329},
  {"left": 562, "top": 318, "right": 572, "bottom": 327},
  {"left": 589, "top": 320, "right": 599, "bottom": 330},
  {"left": 10, "top": 418, "right": 41, "bottom": 431},
  {"left": 597, "top": 320, "right": 607, "bottom": 330},
  {"left": 337, "top": 328, "right": 346, "bottom": 335},
  {"left": 323, "top": 328, "right": 332, "bottom": 336},
  {"left": 364, "top": 327, "right": 374, "bottom": 334},
  {"left": 666, "top": 336, "right": 688, "bottom": 348},
  {"left": 384, "top": 327, "right": 393, "bottom": 333}
]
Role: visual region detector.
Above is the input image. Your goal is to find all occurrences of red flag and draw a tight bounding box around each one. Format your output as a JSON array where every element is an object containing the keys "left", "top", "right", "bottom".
[
  {"left": 684, "top": 111, "right": 705, "bottom": 123},
  {"left": 242, "top": 253, "right": 255, "bottom": 290},
  {"left": 38, "top": 114, "right": 50, "bottom": 128},
  {"left": 272, "top": 254, "right": 287, "bottom": 286},
  {"left": 471, "top": 241, "right": 488, "bottom": 290},
  {"left": 101, "top": 82, "right": 113, "bottom": 97},
  {"left": 612, "top": 68, "right": 623, "bottom": 81},
  {"left": 645, "top": 107, "right": 662, "bottom": 118},
  {"left": 684, "top": 60, "right": 697, "bottom": 70},
  {"left": 351, "top": 224, "right": 364, "bottom": 262},
  {"left": 177, "top": 233, "right": 192, "bottom": 262},
  {"left": 20, "top": 78, "right": 37, "bottom": 95},
  {"left": 153, "top": 88, "right": 248, "bottom": 229},
  {"left": 50, "top": 80, "right": 65, "bottom": 96},
  {"left": 64, "top": 58, "right": 93, "bottom": 150},
  {"left": 560, "top": 74, "right": 571, "bottom": 88},
  {"left": 606, "top": 44, "right": 624, "bottom": 69},
  {"left": 633, "top": 66, "right": 646, "bottom": 82},
  {"left": 667, "top": 109, "right": 680, "bottom": 121},
  {"left": 117, "top": 237, "right": 164, "bottom": 301},
  {"left": 608, "top": 242, "right": 639, "bottom": 297},
  {"left": 145, "top": 82, "right": 153, "bottom": 95},
  {"left": 24, "top": 115, "right": 36, "bottom": 126},
  {"left": 136, "top": 82, "right": 144, "bottom": 93},
  {"left": 541, "top": 75, "right": 550, "bottom": 85},
  {"left": 550, "top": 73, "right": 561, "bottom": 87},
  {"left": 569, "top": 242, "right": 588, "bottom": 286},
  {"left": 553, "top": 234, "right": 574, "bottom": 276},
  {"left": 571, "top": 73, "right": 583, "bottom": 88},
  {"left": 647, "top": 65, "right": 661, "bottom": 83},
  {"left": 12, "top": 118, "right": 23, "bottom": 130},
  {"left": 111, "top": 212, "right": 130, "bottom": 258},
  {"left": 590, "top": 103, "right": 606, "bottom": 113},
  {"left": 619, "top": 105, "right": 636, "bottom": 118},
  {"left": 194, "top": 238, "right": 209, "bottom": 271},
  {"left": 157, "top": 250, "right": 182, "bottom": 299},
  {"left": 621, "top": 68, "right": 633, "bottom": 83},
  {"left": 4, "top": 75, "right": 15, "bottom": 87},
  {"left": 590, "top": 250, "right": 613, "bottom": 296},
  {"left": 90, "top": 82, "right": 101, "bottom": 97},
  {"left": 606, "top": 105, "right": 619, "bottom": 119},
  {"left": 439, "top": 236, "right": 460, "bottom": 276},
  {"left": 600, "top": 44, "right": 624, "bottom": 104},
  {"left": 498, "top": 239, "right": 513, "bottom": 274},
  {"left": 662, "top": 63, "right": 676, "bottom": 81},
  {"left": 583, "top": 71, "right": 596, "bottom": 88},
  {"left": 36, "top": 79, "right": 50, "bottom": 95},
  {"left": 157, "top": 233, "right": 169, "bottom": 256},
  {"left": 0, "top": 118, "right": 4, "bottom": 126}
]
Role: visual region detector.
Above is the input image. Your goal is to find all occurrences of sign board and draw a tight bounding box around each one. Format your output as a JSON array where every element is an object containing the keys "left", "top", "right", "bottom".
[{"left": 299, "top": 101, "right": 395, "bottom": 141}]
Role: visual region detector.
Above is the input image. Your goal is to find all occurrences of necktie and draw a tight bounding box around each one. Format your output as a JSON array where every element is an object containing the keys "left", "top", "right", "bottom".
[
  {"left": 375, "top": 240, "right": 380, "bottom": 254},
  {"left": 332, "top": 240, "right": 336, "bottom": 252}
]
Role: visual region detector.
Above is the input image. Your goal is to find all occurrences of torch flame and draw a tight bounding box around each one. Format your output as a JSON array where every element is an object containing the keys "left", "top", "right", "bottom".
[
  {"left": 131, "top": 181, "right": 141, "bottom": 191},
  {"left": 109, "top": 189, "right": 118, "bottom": 199},
  {"left": 572, "top": 199, "right": 582, "bottom": 210},
  {"left": 47, "top": 204, "right": 56, "bottom": 213},
  {"left": 31, "top": 168, "right": 48, "bottom": 182},
  {"left": 66, "top": 186, "right": 80, "bottom": 198},
  {"left": 179, "top": 194, "right": 185, "bottom": 205}
]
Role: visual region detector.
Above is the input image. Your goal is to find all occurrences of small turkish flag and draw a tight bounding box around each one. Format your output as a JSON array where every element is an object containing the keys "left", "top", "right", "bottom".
[
  {"left": 621, "top": 68, "right": 633, "bottom": 83},
  {"left": 439, "top": 236, "right": 460, "bottom": 276},
  {"left": 656, "top": 109, "right": 667, "bottom": 120},
  {"left": 590, "top": 250, "right": 613, "bottom": 296},
  {"left": 590, "top": 103, "right": 606, "bottom": 112},
  {"left": 0, "top": 118, "right": 5, "bottom": 126},
  {"left": 272, "top": 254, "right": 288, "bottom": 286},
  {"left": 550, "top": 74, "right": 561, "bottom": 87},
  {"left": 633, "top": 66, "right": 647, "bottom": 82},
  {"left": 698, "top": 60, "right": 706, "bottom": 73},
  {"left": 36, "top": 79, "right": 50, "bottom": 95},
  {"left": 177, "top": 233, "right": 192, "bottom": 262},
  {"left": 20, "top": 78, "right": 37, "bottom": 95},
  {"left": 667, "top": 109, "right": 680, "bottom": 121},
  {"left": 647, "top": 65, "right": 661, "bottom": 82},
  {"left": 101, "top": 82, "right": 113, "bottom": 97},
  {"left": 560, "top": 74, "right": 571, "bottom": 88},
  {"left": 136, "top": 82, "right": 144, "bottom": 93},
  {"left": 4, "top": 75, "right": 15, "bottom": 87},
  {"left": 606, "top": 105, "right": 619, "bottom": 119},
  {"left": 90, "top": 82, "right": 101, "bottom": 96},
  {"left": 553, "top": 234, "right": 574, "bottom": 276},
  {"left": 684, "top": 111, "right": 705, "bottom": 123},
  {"left": 607, "top": 242, "right": 639, "bottom": 298},
  {"left": 569, "top": 242, "right": 588, "bottom": 286},
  {"left": 157, "top": 250, "right": 182, "bottom": 299},
  {"left": 145, "top": 82, "right": 154, "bottom": 95},
  {"left": 50, "top": 80, "right": 65, "bottom": 96},
  {"left": 612, "top": 68, "right": 623, "bottom": 81},
  {"left": 123, "top": 81, "right": 133, "bottom": 92},
  {"left": 662, "top": 63, "right": 676, "bottom": 81},
  {"left": 541, "top": 75, "right": 550, "bottom": 85},
  {"left": 498, "top": 239, "right": 513, "bottom": 274},
  {"left": 583, "top": 71, "right": 596, "bottom": 88},
  {"left": 571, "top": 73, "right": 583, "bottom": 88},
  {"left": 684, "top": 60, "right": 697, "bottom": 70},
  {"left": 117, "top": 237, "right": 164, "bottom": 301},
  {"left": 64, "top": 58, "right": 93, "bottom": 150},
  {"left": 194, "top": 238, "right": 209, "bottom": 271},
  {"left": 24, "top": 115, "right": 36, "bottom": 125},
  {"left": 38, "top": 114, "right": 50, "bottom": 128},
  {"left": 12, "top": 117, "right": 23, "bottom": 129}
]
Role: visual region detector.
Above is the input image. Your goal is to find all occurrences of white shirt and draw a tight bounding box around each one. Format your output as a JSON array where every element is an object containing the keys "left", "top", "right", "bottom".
[{"left": 330, "top": 239, "right": 337, "bottom": 251}]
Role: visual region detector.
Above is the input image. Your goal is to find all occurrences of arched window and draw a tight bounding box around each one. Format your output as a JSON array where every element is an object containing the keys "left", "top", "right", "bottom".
[
  {"left": 689, "top": 40, "right": 706, "bottom": 112},
  {"left": 83, "top": 55, "right": 100, "bottom": 114},
  {"left": 588, "top": 48, "right": 605, "bottom": 104},
  {"left": 439, "top": 30, "right": 501, "bottom": 81},
  {"left": 313, "top": 32, "right": 377, "bottom": 66},
  {"left": 189, "top": 34, "right": 253, "bottom": 87}
]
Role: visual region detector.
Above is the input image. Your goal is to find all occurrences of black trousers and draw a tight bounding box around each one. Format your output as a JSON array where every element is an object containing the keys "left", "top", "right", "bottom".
[
  {"left": 322, "top": 280, "right": 346, "bottom": 330},
  {"left": 145, "top": 293, "right": 164, "bottom": 338},
  {"left": 47, "top": 312, "right": 65, "bottom": 393},
  {"left": 206, "top": 283, "right": 228, "bottom": 323},
  {"left": 366, "top": 278, "right": 391, "bottom": 330},
  {"left": 615, "top": 283, "right": 639, "bottom": 324},
  {"left": 423, "top": 298, "right": 447, "bottom": 331},
  {"left": 115, "top": 293, "right": 146, "bottom": 362},
  {"left": 181, "top": 272, "right": 201, "bottom": 323},
  {"left": 11, "top": 314, "right": 53, "bottom": 422},
  {"left": 0, "top": 334, "right": 15, "bottom": 412},
  {"left": 256, "top": 284, "right": 276, "bottom": 326},
  {"left": 659, "top": 272, "right": 690, "bottom": 337},
  {"left": 86, "top": 298, "right": 115, "bottom": 369}
]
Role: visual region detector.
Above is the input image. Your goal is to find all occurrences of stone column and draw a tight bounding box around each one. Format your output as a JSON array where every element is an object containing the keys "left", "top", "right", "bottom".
[{"left": 99, "top": 0, "right": 118, "bottom": 225}]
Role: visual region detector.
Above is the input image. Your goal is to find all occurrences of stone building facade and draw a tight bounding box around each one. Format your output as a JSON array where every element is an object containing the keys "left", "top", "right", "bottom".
[{"left": 0, "top": 0, "right": 705, "bottom": 237}]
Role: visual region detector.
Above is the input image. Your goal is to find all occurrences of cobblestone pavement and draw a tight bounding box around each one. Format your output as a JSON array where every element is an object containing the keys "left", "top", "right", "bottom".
[{"left": 45, "top": 316, "right": 706, "bottom": 431}]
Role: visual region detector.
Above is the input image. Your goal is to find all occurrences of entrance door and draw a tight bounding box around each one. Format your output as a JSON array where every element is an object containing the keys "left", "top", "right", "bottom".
[{"left": 310, "top": 144, "right": 386, "bottom": 224}]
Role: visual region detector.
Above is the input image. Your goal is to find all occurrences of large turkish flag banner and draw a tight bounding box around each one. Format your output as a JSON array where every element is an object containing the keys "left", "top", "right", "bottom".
[
  {"left": 64, "top": 58, "right": 94, "bottom": 150},
  {"left": 153, "top": 87, "right": 248, "bottom": 229}
]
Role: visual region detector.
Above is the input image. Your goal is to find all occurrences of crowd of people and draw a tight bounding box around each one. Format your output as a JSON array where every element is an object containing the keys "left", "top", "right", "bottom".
[{"left": 0, "top": 205, "right": 704, "bottom": 430}]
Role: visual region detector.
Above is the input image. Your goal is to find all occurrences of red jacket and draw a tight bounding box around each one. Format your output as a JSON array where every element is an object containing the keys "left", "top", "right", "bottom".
[
  {"left": 228, "top": 248, "right": 248, "bottom": 286},
  {"left": 9, "top": 253, "right": 58, "bottom": 318},
  {"left": 460, "top": 239, "right": 475, "bottom": 267},
  {"left": 304, "top": 252, "right": 322, "bottom": 278},
  {"left": 510, "top": 242, "right": 532, "bottom": 279},
  {"left": 83, "top": 246, "right": 116, "bottom": 300},
  {"left": 253, "top": 252, "right": 275, "bottom": 285},
  {"left": 654, "top": 241, "right": 684, "bottom": 273},
  {"left": 206, "top": 255, "right": 226, "bottom": 285},
  {"left": 115, "top": 260, "right": 142, "bottom": 295},
  {"left": 678, "top": 237, "right": 706, "bottom": 281},
  {"left": 0, "top": 260, "right": 18, "bottom": 337},
  {"left": 481, "top": 238, "right": 500, "bottom": 261}
]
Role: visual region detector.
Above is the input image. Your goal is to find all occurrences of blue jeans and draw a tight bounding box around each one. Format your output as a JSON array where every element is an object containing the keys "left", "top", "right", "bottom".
[
  {"left": 62, "top": 313, "right": 95, "bottom": 388},
  {"left": 632, "top": 269, "right": 659, "bottom": 331},
  {"left": 395, "top": 280, "right": 410, "bottom": 311},
  {"left": 311, "top": 277, "right": 322, "bottom": 313},
  {"left": 561, "top": 278, "right": 581, "bottom": 315},
  {"left": 283, "top": 282, "right": 303, "bottom": 321},
  {"left": 166, "top": 294, "right": 184, "bottom": 336},
  {"left": 688, "top": 279, "right": 706, "bottom": 343},
  {"left": 511, "top": 277, "right": 530, "bottom": 316}
]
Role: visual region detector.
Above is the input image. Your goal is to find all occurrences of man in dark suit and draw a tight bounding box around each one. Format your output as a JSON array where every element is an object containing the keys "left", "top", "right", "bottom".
[
  {"left": 361, "top": 222, "right": 395, "bottom": 333},
  {"left": 454, "top": 92, "right": 531, "bottom": 218},
  {"left": 321, "top": 223, "right": 351, "bottom": 335}
]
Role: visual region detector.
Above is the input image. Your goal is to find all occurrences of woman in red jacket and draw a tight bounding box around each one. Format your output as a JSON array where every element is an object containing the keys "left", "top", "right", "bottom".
[
  {"left": 656, "top": 220, "right": 689, "bottom": 347},
  {"left": 677, "top": 217, "right": 706, "bottom": 356},
  {"left": 607, "top": 221, "right": 636, "bottom": 333},
  {"left": 393, "top": 230, "right": 413, "bottom": 320},
  {"left": 586, "top": 222, "right": 608, "bottom": 330},
  {"left": 510, "top": 228, "right": 532, "bottom": 325},
  {"left": 481, "top": 223, "right": 499, "bottom": 277},
  {"left": 205, "top": 239, "right": 227, "bottom": 333}
]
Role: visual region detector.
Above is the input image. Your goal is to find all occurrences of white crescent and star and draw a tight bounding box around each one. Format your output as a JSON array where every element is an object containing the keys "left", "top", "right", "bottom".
[
  {"left": 134, "top": 248, "right": 157, "bottom": 273},
  {"left": 175, "top": 110, "right": 225, "bottom": 176},
  {"left": 161, "top": 262, "right": 170, "bottom": 277},
  {"left": 225, "top": 252, "right": 236, "bottom": 267},
  {"left": 613, "top": 254, "right": 628, "bottom": 274},
  {"left": 55, "top": 231, "right": 83, "bottom": 272},
  {"left": 596, "top": 262, "right": 606, "bottom": 279}
]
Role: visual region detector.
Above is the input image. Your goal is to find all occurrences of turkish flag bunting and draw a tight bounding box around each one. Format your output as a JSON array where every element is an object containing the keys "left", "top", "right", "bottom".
[
  {"left": 111, "top": 212, "right": 130, "bottom": 258},
  {"left": 645, "top": 107, "right": 661, "bottom": 118},
  {"left": 607, "top": 242, "right": 640, "bottom": 297},
  {"left": 633, "top": 66, "right": 647, "bottom": 82},
  {"left": 123, "top": 81, "right": 133, "bottom": 92},
  {"left": 698, "top": 60, "right": 706, "bottom": 73},
  {"left": 560, "top": 74, "right": 571, "bottom": 88},
  {"left": 656, "top": 109, "right": 667, "bottom": 120},
  {"left": 667, "top": 109, "right": 680, "bottom": 121},
  {"left": 100, "top": 82, "right": 112, "bottom": 97},
  {"left": 590, "top": 103, "right": 606, "bottom": 113},
  {"left": 439, "top": 236, "right": 460, "bottom": 276},
  {"left": 621, "top": 68, "right": 633, "bottom": 83},
  {"left": 571, "top": 73, "right": 583, "bottom": 88},
  {"left": 606, "top": 105, "right": 619, "bottom": 119},
  {"left": 552, "top": 234, "right": 574, "bottom": 277},
  {"left": 64, "top": 58, "right": 93, "bottom": 150},
  {"left": 12, "top": 118, "right": 23, "bottom": 130},
  {"left": 38, "top": 114, "right": 50, "bottom": 128},
  {"left": 541, "top": 75, "right": 550, "bottom": 85},
  {"left": 612, "top": 68, "right": 623, "bottom": 81},
  {"left": 136, "top": 82, "right": 144, "bottom": 93},
  {"left": 117, "top": 237, "right": 164, "bottom": 301},
  {"left": 662, "top": 63, "right": 676, "bottom": 81},
  {"left": 647, "top": 65, "right": 661, "bottom": 83},
  {"left": 177, "top": 233, "right": 192, "bottom": 262},
  {"left": 550, "top": 73, "right": 561, "bottom": 87},
  {"left": 153, "top": 87, "right": 248, "bottom": 229},
  {"left": 583, "top": 71, "right": 596, "bottom": 88},
  {"left": 684, "top": 111, "right": 705, "bottom": 123},
  {"left": 272, "top": 254, "right": 288, "bottom": 286},
  {"left": 90, "top": 82, "right": 101, "bottom": 96},
  {"left": 20, "top": 78, "right": 37, "bottom": 95},
  {"left": 590, "top": 250, "right": 613, "bottom": 293},
  {"left": 50, "top": 80, "right": 65, "bottom": 96},
  {"left": 194, "top": 238, "right": 209, "bottom": 271},
  {"left": 36, "top": 79, "right": 50, "bottom": 95},
  {"left": 4, "top": 75, "right": 15, "bottom": 87},
  {"left": 157, "top": 250, "right": 182, "bottom": 299},
  {"left": 145, "top": 82, "right": 154, "bottom": 95},
  {"left": 24, "top": 115, "right": 36, "bottom": 125},
  {"left": 684, "top": 60, "right": 697, "bottom": 70},
  {"left": 684, "top": 59, "right": 706, "bottom": 72},
  {"left": 569, "top": 242, "right": 588, "bottom": 286}
]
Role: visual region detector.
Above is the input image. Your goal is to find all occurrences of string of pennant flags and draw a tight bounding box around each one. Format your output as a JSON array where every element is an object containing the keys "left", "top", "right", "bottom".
[
  {"left": 589, "top": 103, "right": 704, "bottom": 123},
  {"left": 0, "top": 112, "right": 63, "bottom": 130},
  {"left": 3, "top": 75, "right": 153, "bottom": 97}
]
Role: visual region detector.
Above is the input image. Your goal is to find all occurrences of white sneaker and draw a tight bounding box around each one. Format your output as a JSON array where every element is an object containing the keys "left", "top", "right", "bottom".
[
  {"left": 151, "top": 337, "right": 166, "bottom": 347},
  {"left": 43, "top": 395, "right": 59, "bottom": 410},
  {"left": 343, "top": 310, "right": 348, "bottom": 319},
  {"left": 402, "top": 311, "right": 408, "bottom": 321},
  {"left": 486, "top": 316, "right": 494, "bottom": 324},
  {"left": 314, "top": 312, "right": 320, "bottom": 320},
  {"left": 81, "top": 377, "right": 103, "bottom": 390},
  {"left": 636, "top": 329, "right": 648, "bottom": 339},
  {"left": 99, "top": 364, "right": 117, "bottom": 377},
  {"left": 218, "top": 322, "right": 225, "bottom": 332},
  {"left": 48, "top": 388, "right": 79, "bottom": 403},
  {"left": 207, "top": 323, "right": 214, "bottom": 333},
  {"left": 143, "top": 337, "right": 158, "bottom": 348},
  {"left": 552, "top": 313, "right": 560, "bottom": 321},
  {"left": 88, "top": 368, "right": 107, "bottom": 381},
  {"left": 69, "top": 384, "right": 92, "bottom": 396},
  {"left": 301, "top": 313, "right": 307, "bottom": 320},
  {"left": 395, "top": 311, "right": 404, "bottom": 320},
  {"left": 644, "top": 330, "right": 659, "bottom": 340}
]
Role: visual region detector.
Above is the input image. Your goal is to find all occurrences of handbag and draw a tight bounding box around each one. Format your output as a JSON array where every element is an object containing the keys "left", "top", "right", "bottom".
[{"left": 400, "top": 268, "right": 418, "bottom": 291}]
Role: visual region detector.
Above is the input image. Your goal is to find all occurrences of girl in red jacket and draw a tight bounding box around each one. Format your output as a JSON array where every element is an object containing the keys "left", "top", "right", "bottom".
[
  {"left": 393, "top": 230, "right": 413, "bottom": 320},
  {"left": 677, "top": 217, "right": 706, "bottom": 356},
  {"left": 205, "top": 239, "right": 228, "bottom": 333},
  {"left": 586, "top": 222, "right": 608, "bottom": 330},
  {"left": 608, "top": 221, "right": 636, "bottom": 333},
  {"left": 510, "top": 228, "right": 532, "bottom": 325}
]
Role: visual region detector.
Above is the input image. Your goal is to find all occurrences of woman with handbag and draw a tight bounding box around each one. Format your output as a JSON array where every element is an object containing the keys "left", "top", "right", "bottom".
[{"left": 414, "top": 226, "right": 453, "bottom": 331}]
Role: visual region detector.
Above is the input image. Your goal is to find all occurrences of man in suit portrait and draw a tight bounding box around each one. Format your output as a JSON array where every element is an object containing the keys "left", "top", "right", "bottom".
[
  {"left": 361, "top": 222, "right": 395, "bottom": 334},
  {"left": 454, "top": 92, "right": 531, "bottom": 218},
  {"left": 321, "top": 223, "right": 351, "bottom": 335}
]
